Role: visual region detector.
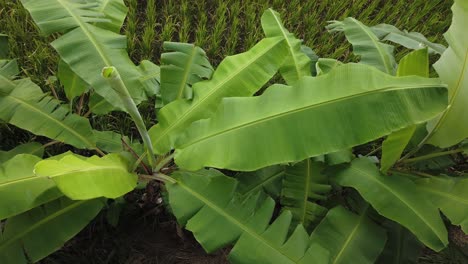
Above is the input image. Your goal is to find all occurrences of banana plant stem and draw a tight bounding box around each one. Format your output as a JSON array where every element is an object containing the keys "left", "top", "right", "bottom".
[
  {"left": 400, "top": 148, "right": 463, "bottom": 164},
  {"left": 102, "top": 66, "right": 157, "bottom": 169}
]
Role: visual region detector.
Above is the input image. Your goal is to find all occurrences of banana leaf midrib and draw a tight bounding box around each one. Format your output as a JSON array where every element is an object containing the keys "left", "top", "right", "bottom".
[
  {"left": 43, "top": 165, "right": 127, "bottom": 178},
  {"left": 2, "top": 90, "right": 95, "bottom": 149},
  {"left": 332, "top": 209, "right": 367, "bottom": 264},
  {"left": 55, "top": 0, "right": 113, "bottom": 67},
  {"left": 176, "top": 45, "right": 197, "bottom": 100},
  {"left": 352, "top": 18, "right": 394, "bottom": 74},
  {"left": 0, "top": 174, "right": 46, "bottom": 187},
  {"left": 269, "top": 10, "right": 302, "bottom": 80},
  {"left": 0, "top": 200, "right": 89, "bottom": 250},
  {"left": 153, "top": 38, "right": 284, "bottom": 145},
  {"left": 418, "top": 184, "right": 468, "bottom": 205},
  {"left": 300, "top": 159, "right": 312, "bottom": 224},
  {"left": 178, "top": 83, "right": 444, "bottom": 148},
  {"left": 428, "top": 48, "right": 468, "bottom": 138},
  {"left": 177, "top": 180, "right": 298, "bottom": 263},
  {"left": 350, "top": 166, "right": 443, "bottom": 239}
]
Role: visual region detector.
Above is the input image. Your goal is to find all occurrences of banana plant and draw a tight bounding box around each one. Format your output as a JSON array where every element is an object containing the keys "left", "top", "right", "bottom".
[{"left": 0, "top": 1, "right": 467, "bottom": 264}]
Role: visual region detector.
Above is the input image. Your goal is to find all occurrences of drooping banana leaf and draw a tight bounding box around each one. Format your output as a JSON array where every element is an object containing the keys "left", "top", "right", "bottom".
[
  {"left": 35, "top": 153, "right": 137, "bottom": 200},
  {"left": 160, "top": 42, "right": 213, "bottom": 104},
  {"left": 426, "top": 0, "right": 468, "bottom": 147},
  {"left": 327, "top": 18, "right": 396, "bottom": 74},
  {"left": 0, "top": 197, "right": 104, "bottom": 264},
  {"left": 281, "top": 159, "right": 330, "bottom": 230},
  {"left": 416, "top": 176, "right": 468, "bottom": 234},
  {"left": 0, "top": 76, "right": 96, "bottom": 149},
  {"left": 261, "top": 8, "right": 311, "bottom": 85},
  {"left": 235, "top": 165, "right": 285, "bottom": 199},
  {"left": 381, "top": 48, "right": 429, "bottom": 173},
  {"left": 174, "top": 63, "right": 448, "bottom": 171},
  {"left": 309, "top": 206, "right": 387, "bottom": 264},
  {"left": 0, "top": 154, "right": 61, "bottom": 220},
  {"left": 334, "top": 157, "right": 448, "bottom": 251},
  {"left": 376, "top": 220, "right": 424, "bottom": 264},
  {"left": 166, "top": 169, "right": 330, "bottom": 264},
  {"left": 372, "top": 24, "right": 446, "bottom": 55},
  {"left": 149, "top": 37, "right": 287, "bottom": 154},
  {"left": 0, "top": 142, "right": 43, "bottom": 163},
  {"left": 21, "top": 0, "right": 148, "bottom": 111}
]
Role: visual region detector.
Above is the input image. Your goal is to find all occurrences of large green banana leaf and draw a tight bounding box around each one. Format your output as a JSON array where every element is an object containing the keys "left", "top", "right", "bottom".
[
  {"left": 281, "top": 159, "right": 330, "bottom": 230},
  {"left": 149, "top": 37, "right": 287, "bottom": 154},
  {"left": 0, "top": 75, "right": 96, "bottom": 149},
  {"left": 21, "top": 0, "right": 149, "bottom": 110},
  {"left": 235, "top": 165, "right": 284, "bottom": 199},
  {"left": 372, "top": 24, "right": 446, "bottom": 55},
  {"left": 427, "top": 0, "right": 468, "bottom": 147},
  {"left": 381, "top": 48, "right": 429, "bottom": 173},
  {"left": 0, "top": 142, "right": 43, "bottom": 163},
  {"left": 174, "top": 64, "right": 448, "bottom": 171},
  {"left": 57, "top": 0, "right": 127, "bottom": 103},
  {"left": 0, "top": 154, "right": 61, "bottom": 220},
  {"left": 166, "top": 169, "right": 330, "bottom": 264},
  {"left": 309, "top": 206, "right": 386, "bottom": 264},
  {"left": 0, "top": 197, "right": 104, "bottom": 264},
  {"left": 334, "top": 158, "right": 448, "bottom": 251},
  {"left": 160, "top": 42, "right": 213, "bottom": 104},
  {"left": 327, "top": 18, "right": 396, "bottom": 74},
  {"left": 416, "top": 176, "right": 468, "bottom": 234},
  {"left": 261, "top": 9, "right": 311, "bottom": 85},
  {"left": 35, "top": 154, "right": 137, "bottom": 199}
]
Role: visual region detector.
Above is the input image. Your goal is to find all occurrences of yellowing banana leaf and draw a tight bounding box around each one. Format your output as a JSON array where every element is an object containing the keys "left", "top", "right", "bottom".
[
  {"left": 35, "top": 154, "right": 137, "bottom": 199},
  {"left": 174, "top": 64, "right": 448, "bottom": 171}
]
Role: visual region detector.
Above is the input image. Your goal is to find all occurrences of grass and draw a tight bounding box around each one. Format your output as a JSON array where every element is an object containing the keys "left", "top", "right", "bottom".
[{"left": 0, "top": 0, "right": 452, "bottom": 145}]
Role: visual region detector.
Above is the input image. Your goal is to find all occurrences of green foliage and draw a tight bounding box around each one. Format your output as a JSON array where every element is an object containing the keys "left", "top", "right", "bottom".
[
  {"left": 427, "top": 0, "right": 468, "bottom": 147},
  {"left": 0, "top": 198, "right": 104, "bottom": 264},
  {"left": 35, "top": 154, "right": 137, "bottom": 200},
  {"left": 174, "top": 64, "right": 447, "bottom": 171},
  {"left": 0, "top": 1, "right": 466, "bottom": 263}
]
